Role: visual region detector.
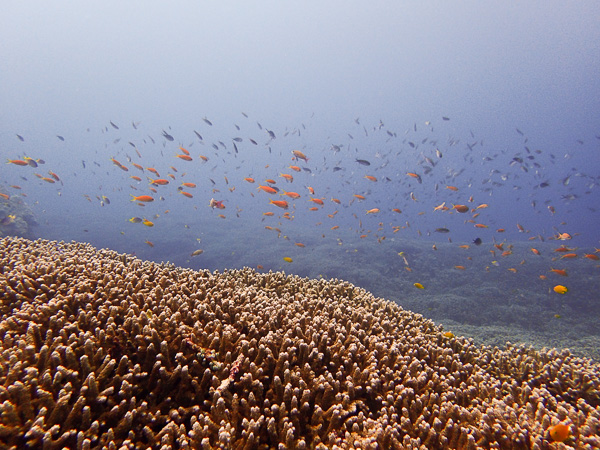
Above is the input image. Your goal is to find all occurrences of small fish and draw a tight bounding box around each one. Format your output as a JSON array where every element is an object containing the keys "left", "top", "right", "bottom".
[
  {"left": 550, "top": 268, "right": 568, "bottom": 277},
  {"left": 130, "top": 195, "right": 154, "bottom": 202},
  {"left": 413, "top": 282, "right": 424, "bottom": 289},
  {"left": 453, "top": 204, "right": 470, "bottom": 213},
  {"left": 553, "top": 285, "right": 568, "bottom": 294},
  {"left": 442, "top": 331, "right": 454, "bottom": 338},
  {"left": 142, "top": 218, "right": 154, "bottom": 227},
  {"left": 23, "top": 157, "right": 38, "bottom": 168},
  {"left": 269, "top": 199, "right": 289, "bottom": 209},
  {"left": 129, "top": 217, "right": 142, "bottom": 223},
  {"left": 6, "top": 159, "right": 28, "bottom": 166},
  {"left": 355, "top": 159, "right": 371, "bottom": 166},
  {"left": 472, "top": 238, "right": 482, "bottom": 246},
  {"left": 283, "top": 257, "right": 293, "bottom": 263},
  {"left": 161, "top": 130, "right": 174, "bottom": 141},
  {"left": 548, "top": 423, "right": 570, "bottom": 443},
  {"left": 144, "top": 240, "right": 154, "bottom": 247},
  {"left": 209, "top": 198, "right": 225, "bottom": 209},
  {"left": 202, "top": 117, "right": 213, "bottom": 126},
  {"left": 258, "top": 185, "right": 278, "bottom": 194},
  {"left": 190, "top": 249, "right": 204, "bottom": 256},
  {"left": 291, "top": 150, "right": 309, "bottom": 162},
  {"left": 435, "top": 228, "right": 450, "bottom": 233}
]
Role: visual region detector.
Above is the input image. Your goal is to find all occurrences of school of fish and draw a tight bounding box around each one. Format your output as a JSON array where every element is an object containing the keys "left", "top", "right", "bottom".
[{"left": 3, "top": 115, "right": 599, "bottom": 300}]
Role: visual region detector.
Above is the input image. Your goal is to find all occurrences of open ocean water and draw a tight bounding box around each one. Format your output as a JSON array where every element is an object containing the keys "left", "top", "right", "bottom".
[{"left": 2, "top": 114, "right": 599, "bottom": 360}]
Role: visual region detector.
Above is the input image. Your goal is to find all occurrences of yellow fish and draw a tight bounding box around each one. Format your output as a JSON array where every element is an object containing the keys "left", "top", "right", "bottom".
[
  {"left": 142, "top": 218, "right": 154, "bottom": 227},
  {"left": 413, "top": 282, "right": 424, "bottom": 289},
  {"left": 442, "top": 331, "right": 454, "bottom": 338},
  {"left": 553, "top": 285, "right": 568, "bottom": 294},
  {"left": 283, "top": 257, "right": 293, "bottom": 263}
]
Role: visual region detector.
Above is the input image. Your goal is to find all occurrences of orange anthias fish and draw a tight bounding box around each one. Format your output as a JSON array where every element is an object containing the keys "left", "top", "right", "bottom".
[
  {"left": 550, "top": 268, "right": 568, "bottom": 277},
  {"left": 282, "top": 191, "right": 301, "bottom": 199},
  {"left": 176, "top": 154, "right": 193, "bottom": 161},
  {"left": 291, "top": 150, "right": 308, "bottom": 162},
  {"left": 244, "top": 177, "right": 255, "bottom": 183},
  {"left": 149, "top": 178, "right": 170, "bottom": 186},
  {"left": 7, "top": 159, "right": 29, "bottom": 166},
  {"left": 584, "top": 253, "right": 600, "bottom": 261},
  {"left": 258, "top": 185, "right": 278, "bottom": 194},
  {"left": 130, "top": 195, "right": 154, "bottom": 202},
  {"left": 270, "top": 199, "right": 289, "bottom": 209},
  {"left": 560, "top": 253, "right": 577, "bottom": 259},
  {"left": 310, "top": 198, "right": 324, "bottom": 205},
  {"left": 364, "top": 175, "right": 377, "bottom": 182}
]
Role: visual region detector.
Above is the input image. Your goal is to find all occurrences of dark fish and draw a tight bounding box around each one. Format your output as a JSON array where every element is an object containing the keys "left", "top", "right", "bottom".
[
  {"left": 233, "top": 137, "right": 243, "bottom": 142},
  {"left": 57, "top": 135, "right": 65, "bottom": 141},
  {"left": 242, "top": 112, "right": 248, "bottom": 118},
  {"left": 233, "top": 143, "right": 239, "bottom": 154},
  {"left": 128, "top": 141, "right": 136, "bottom": 147},
  {"left": 435, "top": 228, "right": 450, "bottom": 233},
  {"left": 516, "top": 128, "right": 524, "bottom": 136},
  {"left": 16, "top": 134, "right": 24, "bottom": 141},
  {"left": 110, "top": 121, "right": 119, "bottom": 130},
  {"left": 539, "top": 182, "right": 550, "bottom": 188},
  {"left": 194, "top": 130, "right": 203, "bottom": 140},
  {"left": 212, "top": 143, "right": 219, "bottom": 151},
  {"left": 302, "top": 167, "right": 312, "bottom": 173},
  {"left": 442, "top": 117, "right": 450, "bottom": 121},
  {"left": 332, "top": 167, "right": 343, "bottom": 172},
  {"left": 257, "top": 122, "right": 262, "bottom": 130},
  {"left": 267, "top": 130, "right": 276, "bottom": 139},
  {"left": 82, "top": 160, "right": 86, "bottom": 168},
  {"left": 132, "top": 121, "right": 138, "bottom": 129},
  {"left": 408, "top": 141, "right": 415, "bottom": 148},
  {"left": 355, "top": 159, "right": 371, "bottom": 166},
  {"left": 202, "top": 117, "right": 213, "bottom": 126},
  {"left": 235, "top": 124, "right": 240, "bottom": 130},
  {"left": 249, "top": 138, "right": 258, "bottom": 145},
  {"left": 473, "top": 237, "right": 482, "bottom": 246},
  {"left": 161, "top": 130, "right": 174, "bottom": 141}
]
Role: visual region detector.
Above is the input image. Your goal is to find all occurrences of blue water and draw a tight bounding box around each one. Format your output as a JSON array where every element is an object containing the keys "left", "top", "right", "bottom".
[{"left": 1, "top": 115, "right": 599, "bottom": 358}]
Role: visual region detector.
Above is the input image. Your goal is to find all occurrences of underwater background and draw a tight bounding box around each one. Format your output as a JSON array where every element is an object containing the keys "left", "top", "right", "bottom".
[{"left": 1, "top": 2, "right": 599, "bottom": 359}]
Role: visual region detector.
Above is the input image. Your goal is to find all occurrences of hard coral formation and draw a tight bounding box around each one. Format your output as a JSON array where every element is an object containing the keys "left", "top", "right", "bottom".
[{"left": 0, "top": 236, "right": 599, "bottom": 449}]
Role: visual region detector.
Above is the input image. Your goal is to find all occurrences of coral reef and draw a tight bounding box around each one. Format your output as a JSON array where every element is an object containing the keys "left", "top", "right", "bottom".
[{"left": 0, "top": 236, "right": 599, "bottom": 449}]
